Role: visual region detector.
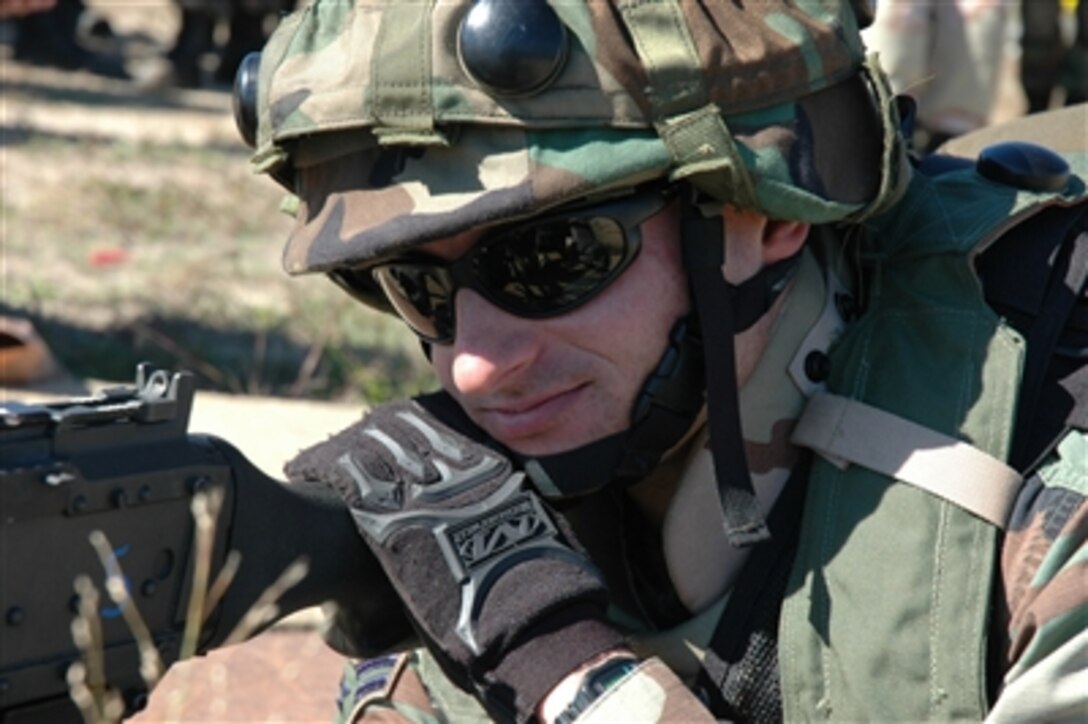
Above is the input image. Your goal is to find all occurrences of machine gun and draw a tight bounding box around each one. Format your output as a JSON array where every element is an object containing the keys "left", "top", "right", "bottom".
[{"left": 0, "top": 365, "right": 410, "bottom": 723}]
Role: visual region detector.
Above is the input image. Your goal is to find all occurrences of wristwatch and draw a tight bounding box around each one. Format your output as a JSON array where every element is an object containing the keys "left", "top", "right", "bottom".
[{"left": 553, "top": 657, "right": 640, "bottom": 724}]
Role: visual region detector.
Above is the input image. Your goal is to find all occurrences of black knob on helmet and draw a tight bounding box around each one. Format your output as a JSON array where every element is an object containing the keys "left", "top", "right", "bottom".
[
  {"left": 233, "top": 51, "right": 261, "bottom": 149},
  {"left": 977, "top": 141, "right": 1071, "bottom": 193},
  {"left": 458, "top": 0, "right": 569, "bottom": 97}
]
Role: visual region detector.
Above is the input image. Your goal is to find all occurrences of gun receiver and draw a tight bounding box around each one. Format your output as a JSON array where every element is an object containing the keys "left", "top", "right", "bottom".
[{"left": 0, "top": 365, "right": 409, "bottom": 723}]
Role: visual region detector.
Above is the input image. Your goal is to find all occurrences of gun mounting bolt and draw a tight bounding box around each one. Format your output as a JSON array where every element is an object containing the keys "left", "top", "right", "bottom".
[
  {"left": 111, "top": 488, "right": 129, "bottom": 508},
  {"left": 138, "top": 485, "right": 153, "bottom": 503},
  {"left": 188, "top": 476, "right": 210, "bottom": 494},
  {"left": 127, "top": 689, "right": 150, "bottom": 712},
  {"left": 5, "top": 607, "right": 24, "bottom": 626},
  {"left": 68, "top": 495, "right": 89, "bottom": 514}
]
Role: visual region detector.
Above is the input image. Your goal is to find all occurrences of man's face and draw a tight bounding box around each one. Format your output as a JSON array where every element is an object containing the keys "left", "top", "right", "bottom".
[{"left": 426, "top": 202, "right": 690, "bottom": 456}]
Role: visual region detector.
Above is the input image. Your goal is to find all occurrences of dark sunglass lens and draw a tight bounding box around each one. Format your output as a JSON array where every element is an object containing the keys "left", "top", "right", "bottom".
[
  {"left": 373, "top": 265, "right": 455, "bottom": 342},
  {"left": 473, "top": 219, "right": 626, "bottom": 312}
]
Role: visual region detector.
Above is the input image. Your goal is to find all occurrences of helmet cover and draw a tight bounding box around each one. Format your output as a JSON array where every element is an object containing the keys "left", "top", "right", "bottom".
[{"left": 251, "top": 0, "right": 904, "bottom": 276}]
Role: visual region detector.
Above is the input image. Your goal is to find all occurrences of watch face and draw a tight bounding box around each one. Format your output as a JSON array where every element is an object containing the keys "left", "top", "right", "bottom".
[
  {"left": 556, "top": 658, "right": 639, "bottom": 724},
  {"left": 587, "top": 658, "right": 639, "bottom": 695}
]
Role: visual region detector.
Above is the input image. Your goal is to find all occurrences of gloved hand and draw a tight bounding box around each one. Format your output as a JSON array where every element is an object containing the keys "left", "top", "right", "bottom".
[{"left": 287, "top": 398, "right": 625, "bottom": 721}]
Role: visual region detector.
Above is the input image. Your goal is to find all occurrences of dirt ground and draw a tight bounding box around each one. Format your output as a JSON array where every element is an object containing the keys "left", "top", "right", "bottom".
[{"left": 129, "top": 382, "right": 359, "bottom": 723}]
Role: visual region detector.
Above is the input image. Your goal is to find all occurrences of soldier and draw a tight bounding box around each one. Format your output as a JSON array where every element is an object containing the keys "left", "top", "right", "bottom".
[
  {"left": 860, "top": 0, "right": 1009, "bottom": 152},
  {"left": 165, "top": 0, "right": 292, "bottom": 88},
  {"left": 10, "top": 0, "right": 128, "bottom": 78},
  {"left": 1020, "top": 0, "right": 1088, "bottom": 113},
  {"left": 234, "top": 1, "right": 1087, "bottom": 721}
]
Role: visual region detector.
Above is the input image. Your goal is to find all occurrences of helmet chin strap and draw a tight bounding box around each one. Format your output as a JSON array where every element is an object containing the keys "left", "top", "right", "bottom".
[
  {"left": 521, "top": 312, "right": 707, "bottom": 498},
  {"left": 679, "top": 192, "right": 773, "bottom": 547}
]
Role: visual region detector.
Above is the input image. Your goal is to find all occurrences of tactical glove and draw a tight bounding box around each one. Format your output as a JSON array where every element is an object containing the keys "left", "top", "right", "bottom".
[{"left": 287, "top": 399, "right": 624, "bottom": 721}]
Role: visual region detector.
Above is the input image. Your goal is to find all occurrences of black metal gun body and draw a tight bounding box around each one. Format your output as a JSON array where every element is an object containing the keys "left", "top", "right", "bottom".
[{"left": 0, "top": 366, "right": 408, "bottom": 723}]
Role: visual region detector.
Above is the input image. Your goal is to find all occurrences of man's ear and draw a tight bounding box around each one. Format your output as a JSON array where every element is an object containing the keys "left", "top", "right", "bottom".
[
  {"left": 761, "top": 219, "right": 809, "bottom": 265},
  {"left": 720, "top": 206, "right": 809, "bottom": 284}
]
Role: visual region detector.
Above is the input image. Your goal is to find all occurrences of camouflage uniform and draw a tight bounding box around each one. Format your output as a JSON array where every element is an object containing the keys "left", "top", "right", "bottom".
[{"left": 243, "top": 1, "right": 1087, "bottom": 721}]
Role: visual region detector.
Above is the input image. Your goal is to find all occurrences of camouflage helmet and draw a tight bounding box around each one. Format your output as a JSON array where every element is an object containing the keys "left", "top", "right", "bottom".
[{"left": 248, "top": 0, "right": 906, "bottom": 277}]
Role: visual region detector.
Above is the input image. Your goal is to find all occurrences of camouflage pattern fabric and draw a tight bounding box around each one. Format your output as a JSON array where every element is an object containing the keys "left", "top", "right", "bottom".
[
  {"left": 989, "top": 430, "right": 1088, "bottom": 721},
  {"left": 249, "top": 0, "right": 906, "bottom": 278},
  {"left": 335, "top": 651, "right": 446, "bottom": 724}
]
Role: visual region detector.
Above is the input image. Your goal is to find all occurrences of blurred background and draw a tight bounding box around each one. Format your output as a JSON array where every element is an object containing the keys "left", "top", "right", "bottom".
[
  {"left": 1, "top": 0, "right": 435, "bottom": 405},
  {"left": 2, "top": 6, "right": 436, "bottom": 717}
]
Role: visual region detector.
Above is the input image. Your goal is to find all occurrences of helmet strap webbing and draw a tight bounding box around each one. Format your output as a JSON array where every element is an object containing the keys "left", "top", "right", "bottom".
[
  {"left": 369, "top": 0, "right": 448, "bottom": 147},
  {"left": 522, "top": 313, "right": 707, "bottom": 499},
  {"left": 731, "top": 253, "right": 803, "bottom": 333},
  {"left": 681, "top": 193, "right": 771, "bottom": 548},
  {"left": 616, "top": 0, "right": 758, "bottom": 208}
]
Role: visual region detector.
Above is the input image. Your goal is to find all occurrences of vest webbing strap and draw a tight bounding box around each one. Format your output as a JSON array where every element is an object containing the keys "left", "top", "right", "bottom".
[{"left": 791, "top": 393, "right": 1023, "bottom": 528}]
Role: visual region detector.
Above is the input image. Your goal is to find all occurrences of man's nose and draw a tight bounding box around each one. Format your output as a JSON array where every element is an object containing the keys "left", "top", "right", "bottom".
[{"left": 448, "top": 289, "right": 538, "bottom": 396}]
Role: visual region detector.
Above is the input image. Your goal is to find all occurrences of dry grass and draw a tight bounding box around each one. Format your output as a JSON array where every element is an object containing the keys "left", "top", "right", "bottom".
[{"left": 69, "top": 490, "right": 309, "bottom": 723}]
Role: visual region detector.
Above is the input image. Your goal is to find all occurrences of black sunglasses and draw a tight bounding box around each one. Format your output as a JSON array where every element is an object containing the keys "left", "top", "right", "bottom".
[{"left": 330, "top": 188, "right": 672, "bottom": 344}]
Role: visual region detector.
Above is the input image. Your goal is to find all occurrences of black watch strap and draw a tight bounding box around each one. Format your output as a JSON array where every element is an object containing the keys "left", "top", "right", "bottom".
[{"left": 553, "top": 657, "right": 639, "bottom": 724}]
